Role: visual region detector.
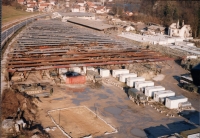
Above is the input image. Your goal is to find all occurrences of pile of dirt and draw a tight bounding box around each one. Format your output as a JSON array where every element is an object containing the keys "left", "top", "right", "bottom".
[
  {"left": 1, "top": 88, "right": 50, "bottom": 137},
  {"left": 1, "top": 88, "right": 37, "bottom": 121}
]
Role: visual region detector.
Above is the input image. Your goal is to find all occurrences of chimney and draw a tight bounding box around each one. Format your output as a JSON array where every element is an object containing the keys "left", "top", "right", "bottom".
[
  {"left": 182, "top": 20, "right": 184, "bottom": 26},
  {"left": 177, "top": 19, "right": 179, "bottom": 29}
]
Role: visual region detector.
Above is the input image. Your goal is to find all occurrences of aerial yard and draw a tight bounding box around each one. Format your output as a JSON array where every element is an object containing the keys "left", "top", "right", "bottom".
[{"left": 1, "top": 18, "right": 200, "bottom": 138}]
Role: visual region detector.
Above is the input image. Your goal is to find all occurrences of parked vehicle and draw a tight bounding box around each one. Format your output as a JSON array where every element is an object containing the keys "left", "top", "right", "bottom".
[
  {"left": 128, "top": 88, "right": 147, "bottom": 106},
  {"left": 16, "top": 83, "right": 53, "bottom": 97}
]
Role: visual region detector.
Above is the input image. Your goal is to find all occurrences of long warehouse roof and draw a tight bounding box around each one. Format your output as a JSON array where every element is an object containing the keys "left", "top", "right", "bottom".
[{"left": 67, "top": 18, "right": 114, "bottom": 31}]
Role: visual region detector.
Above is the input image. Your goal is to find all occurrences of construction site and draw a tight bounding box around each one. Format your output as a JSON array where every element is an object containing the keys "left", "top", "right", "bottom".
[{"left": 1, "top": 16, "right": 200, "bottom": 138}]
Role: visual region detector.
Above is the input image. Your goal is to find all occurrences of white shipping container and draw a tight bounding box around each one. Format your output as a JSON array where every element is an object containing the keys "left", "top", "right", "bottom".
[
  {"left": 145, "top": 86, "right": 165, "bottom": 97},
  {"left": 100, "top": 69, "right": 110, "bottom": 77},
  {"left": 112, "top": 69, "right": 129, "bottom": 78},
  {"left": 126, "top": 77, "right": 145, "bottom": 87},
  {"left": 59, "top": 68, "right": 68, "bottom": 74},
  {"left": 119, "top": 73, "right": 137, "bottom": 82},
  {"left": 154, "top": 90, "right": 175, "bottom": 102},
  {"left": 135, "top": 81, "right": 154, "bottom": 91},
  {"left": 87, "top": 67, "right": 95, "bottom": 71},
  {"left": 165, "top": 95, "right": 188, "bottom": 109}
]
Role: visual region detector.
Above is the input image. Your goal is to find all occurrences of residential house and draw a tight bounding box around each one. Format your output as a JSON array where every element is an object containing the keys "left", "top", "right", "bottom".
[
  {"left": 76, "top": 0, "right": 85, "bottom": 7},
  {"left": 27, "top": 2, "right": 37, "bottom": 7},
  {"left": 39, "top": 3, "right": 49, "bottom": 12},
  {"left": 168, "top": 20, "right": 192, "bottom": 38},
  {"left": 80, "top": 6, "right": 86, "bottom": 12},
  {"left": 147, "top": 25, "right": 166, "bottom": 35},
  {"left": 26, "top": 6, "right": 36, "bottom": 12},
  {"left": 71, "top": 4, "right": 80, "bottom": 12},
  {"left": 17, "top": 0, "right": 26, "bottom": 5},
  {"left": 95, "top": 6, "right": 106, "bottom": 14}
]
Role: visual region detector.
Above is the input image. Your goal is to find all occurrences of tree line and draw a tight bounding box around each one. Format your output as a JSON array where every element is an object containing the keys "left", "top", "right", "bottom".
[{"left": 109, "top": 0, "right": 200, "bottom": 38}]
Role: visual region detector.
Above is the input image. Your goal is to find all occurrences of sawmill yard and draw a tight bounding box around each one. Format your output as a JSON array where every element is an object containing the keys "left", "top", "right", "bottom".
[{"left": 1, "top": 18, "right": 200, "bottom": 138}]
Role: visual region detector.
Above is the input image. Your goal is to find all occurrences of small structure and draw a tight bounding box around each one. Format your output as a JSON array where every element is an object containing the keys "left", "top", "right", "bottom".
[
  {"left": 95, "top": 6, "right": 106, "bottom": 14},
  {"left": 112, "top": 69, "right": 129, "bottom": 78},
  {"left": 26, "top": 6, "right": 37, "bottom": 12},
  {"left": 135, "top": 81, "right": 154, "bottom": 92},
  {"left": 153, "top": 90, "right": 175, "bottom": 102},
  {"left": 61, "top": 12, "right": 95, "bottom": 21},
  {"left": 126, "top": 77, "right": 145, "bottom": 87},
  {"left": 144, "top": 86, "right": 165, "bottom": 98},
  {"left": 168, "top": 20, "right": 192, "bottom": 38},
  {"left": 67, "top": 18, "right": 114, "bottom": 31},
  {"left": 119, "top": 73, "right": 137, "bottom": 82},
  {"left": 71, "top": 4, "right": 81, "bottom": 12},
  {"left": 100, "top": 69, "right": 110, "bottom": 77},
  {"left": 147, "top": 25, "right": 166, "bottom": 35},
  {"left": 165, "top": 95, "right": 188, "bottom": 109}
]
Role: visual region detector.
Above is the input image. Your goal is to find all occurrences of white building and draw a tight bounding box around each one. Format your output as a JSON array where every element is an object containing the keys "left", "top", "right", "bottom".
[
  {"left": 165, "top": 95, "right": 188, "bottom": 109},
  {"left": 100, "top": 69, "right": 110, "bottom": 77},
  {"left": 168, "top": 20, "right": 192, "bottom": 38},
  {"left": 119, "top": 73, "right": 137, "bottom": 82},
  {"left": 144, "top": 86, "right": 165, "bottom": 98},
  {"left": 61, "top": 12, "right": 95, "bottom": 22},
  {"left": 154, "top": 90, "right": 175, "bottom": 102},
  {"left": 126, "top": 77, "right": 145, "bottom": 87},
  {"left": 135, "top": 81, "right": 154, "bottom": 91},
  {"left": 112, "top": 69, "right": 129, "bottom": 78}
]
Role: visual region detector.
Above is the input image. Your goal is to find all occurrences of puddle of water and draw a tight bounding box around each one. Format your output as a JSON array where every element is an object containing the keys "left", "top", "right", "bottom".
[
  {"left": 105, "top": 89, "right": 113, "bottom": 94},
  {"left": 131, "top": 128, "right": 147, "bottom": 137},
  {"left": 104, "top": 106, "right": 122, "bottom": 116},
  {"left": 96, "top": 94, "right": 108, "bottom": 100}
]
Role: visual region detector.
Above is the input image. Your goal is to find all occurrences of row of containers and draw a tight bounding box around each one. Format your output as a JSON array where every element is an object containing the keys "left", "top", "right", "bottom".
[
  {"left": 59, "top": 67, "right": 191, "bottom": 110},
  {"left": 103, "top": 68, "right": 192, "bottom": 110}
]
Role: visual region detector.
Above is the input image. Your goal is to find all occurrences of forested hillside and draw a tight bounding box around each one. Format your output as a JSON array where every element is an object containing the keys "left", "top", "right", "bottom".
[{"left": 111, "top": 0, "right": 200, "bottom": 38}]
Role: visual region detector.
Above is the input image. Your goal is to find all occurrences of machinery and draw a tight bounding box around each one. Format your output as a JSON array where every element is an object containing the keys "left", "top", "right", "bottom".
[
  {"left": 128, "top": 88, "right": 147, "bottom": 106},
  {"left": 179, "top": 74, "right": 199, "bottom": 93},
  {"left": 16, "top": 83, "right": 53, "bottom": 97}
]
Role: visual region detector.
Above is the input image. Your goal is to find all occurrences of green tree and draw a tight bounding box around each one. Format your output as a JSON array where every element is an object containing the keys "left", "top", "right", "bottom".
[
  {"left": 173, "top": 8, "right": 178, "bottom": 21},
  {"left": 163, "top": 4, "right": 170, "bottom": 17}
]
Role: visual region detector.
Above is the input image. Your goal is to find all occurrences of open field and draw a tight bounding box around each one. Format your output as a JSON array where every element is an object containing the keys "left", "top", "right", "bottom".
[{"left": 2, "top": 6, "right": 38, "bottom": 25}]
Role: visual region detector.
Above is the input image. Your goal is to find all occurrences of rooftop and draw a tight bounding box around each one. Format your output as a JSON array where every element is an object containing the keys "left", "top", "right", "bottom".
[
  {"left": 167, "top": 95, "right": 187, "bottom": 100},
  {"left": 59, "top": 12, "right": 95, "bottom": 17},
  {"left": 67, "top": 18, "right": 114, "bottom": 31}
]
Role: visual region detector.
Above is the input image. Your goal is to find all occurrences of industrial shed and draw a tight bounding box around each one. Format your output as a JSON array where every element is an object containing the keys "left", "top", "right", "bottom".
[{"left": 67, "top": 18, "right": 115, "bottom": 31}]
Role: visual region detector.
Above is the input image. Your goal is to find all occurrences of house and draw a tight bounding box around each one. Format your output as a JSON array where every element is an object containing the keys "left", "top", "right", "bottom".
[
  {"left": 76, "top": 0, "right": 85, "bottom": 7},
  {"left": 147, "top": 25, "right": 166, "bottom": 35},
  {"left": 168, "top": 20, "right": 192, "bottom": 38},
  {"left": 126, "top": 11, "right": 133, "bottom": 16},
  {"left": 71, "top": 4, "right": 80, "bottom": 12},
  {"left": 39, "top": 3, "right": 50, "bottom": 12},
  {"left": 38, "top": 0, "right": 46, "bottom": 3},
  {"left": 26, "top": 6, "right": 36, "bottom": 12},
  {"left": 86, "top": 1, "right": 96, "bottom": 12},
  {"left": 17, "top": 0, "right": 26, "bottom": 5},
  {"left": 27, "top": 2, "right": 37, "bottom": 7},
  {"left": 95, "top": 6, "right": 106, "bottom": 14},
  {"left": 80, "top": 6, "right": 86, "bottom": 12}
]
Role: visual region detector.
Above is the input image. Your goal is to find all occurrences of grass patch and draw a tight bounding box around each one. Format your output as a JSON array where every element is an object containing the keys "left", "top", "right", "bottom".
[{"left": 2, "top": 5, "right": 39, "bottom": 25}]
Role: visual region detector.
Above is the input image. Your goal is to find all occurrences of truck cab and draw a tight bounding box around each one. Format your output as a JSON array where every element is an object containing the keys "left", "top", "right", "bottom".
[{"left": 128, "top": 88, "right": 147, "bottom": 105}]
